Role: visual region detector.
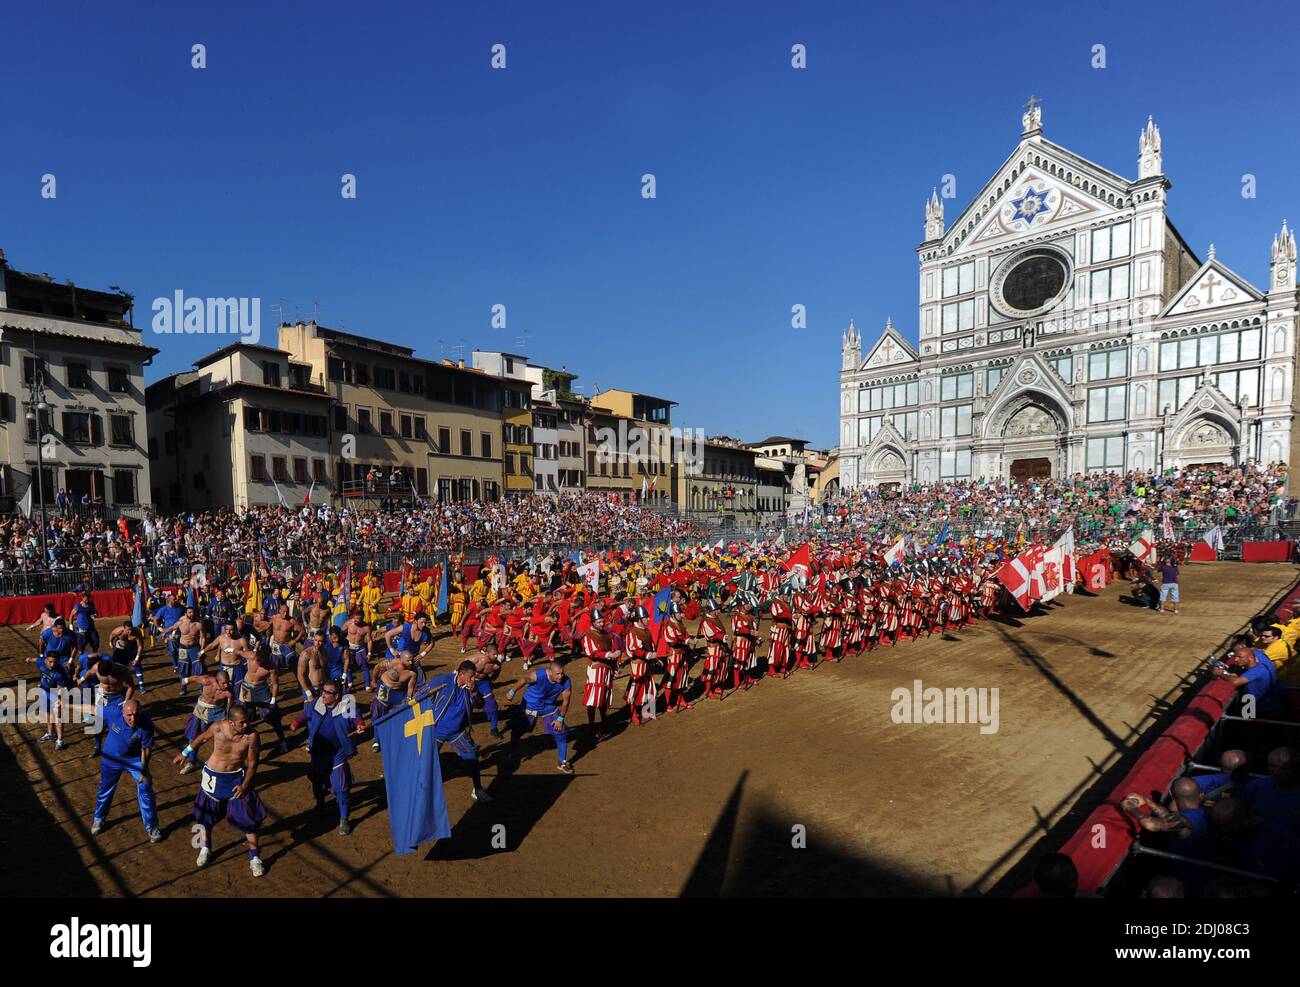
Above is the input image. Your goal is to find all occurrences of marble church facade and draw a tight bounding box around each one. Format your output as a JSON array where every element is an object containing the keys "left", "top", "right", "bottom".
[{"left": 838, "top": 103, "right": 1299, "bottom": 489}]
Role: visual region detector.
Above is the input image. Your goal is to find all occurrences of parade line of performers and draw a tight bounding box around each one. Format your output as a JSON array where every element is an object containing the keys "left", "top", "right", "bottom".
[{"left": 26, "top": 537, "right": 1121, "bottom": 878}]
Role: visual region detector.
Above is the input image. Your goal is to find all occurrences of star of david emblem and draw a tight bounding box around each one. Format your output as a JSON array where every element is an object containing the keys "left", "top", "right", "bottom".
[{"left": 1010, "top": 186, "right": 1050, "bottom": 225}]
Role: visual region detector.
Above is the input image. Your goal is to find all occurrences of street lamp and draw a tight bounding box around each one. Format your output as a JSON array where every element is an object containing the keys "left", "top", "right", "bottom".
[{"left": 25, "top": 363, "right": 50, "bottom": 563}]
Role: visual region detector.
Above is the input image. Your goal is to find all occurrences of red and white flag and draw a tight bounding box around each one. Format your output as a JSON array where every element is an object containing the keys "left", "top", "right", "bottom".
[
  {"left": 1129, "top": 529, "right": 1156, "bottom": 564},
  {"left": 1039, "top": 545, "right": 1065, "bottom": 603},
  {"left": 995, "top": 555, "right": 1034, "bottom": 611},
  {"left": 577, "top": 559, "right": 601, "bottom": 593},
  {"left": 1161, "top": 511, "right": 1174, "bottom": 541},
  {"left": 883, "top": 536, "right": 906, "bottom": 567},
  {"left": 783, "top": 543, "right": 812, "bottom": 573},
  {"left": 1021, "top": 543, "right": 1047, "bottom": 600}
]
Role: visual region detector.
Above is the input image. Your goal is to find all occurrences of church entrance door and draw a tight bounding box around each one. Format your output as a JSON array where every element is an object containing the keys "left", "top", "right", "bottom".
[{"left": 1010, "top": 458, "right": 1051, "bottom": 483}]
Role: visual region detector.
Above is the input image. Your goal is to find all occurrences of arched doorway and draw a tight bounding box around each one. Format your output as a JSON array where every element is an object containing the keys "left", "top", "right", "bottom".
[
  {"left": 994, "top": 396, "right": 1067, "bottom": 480},
  {"left": 872, "top": 447, "right": 907, "bottom": 489},
  {"left": 1172, "top": 417, "right": 1237, "bottom": 467}
]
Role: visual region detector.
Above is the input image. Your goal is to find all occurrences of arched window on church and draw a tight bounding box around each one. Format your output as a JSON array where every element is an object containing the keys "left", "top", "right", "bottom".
[
  {"left": 1137, "top": 347, "right": 1148, "bottom": 372},
  {"left": 1275, "top": 328, "right": 1287, "bottom": 353},
  {"left": 1135, "top": 384, "right": 1147, "bottom": 416},
  {"left": 1272, "top": 369, "right": 1285, "bottom": 401}
]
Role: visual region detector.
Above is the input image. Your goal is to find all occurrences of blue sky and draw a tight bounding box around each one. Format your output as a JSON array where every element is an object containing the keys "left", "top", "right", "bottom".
[{"left": 2, "top": 0, "right": 1296, "bottom": 447}]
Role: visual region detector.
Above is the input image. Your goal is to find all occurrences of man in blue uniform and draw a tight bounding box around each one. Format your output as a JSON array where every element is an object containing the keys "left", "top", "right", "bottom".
[
  {"left": 91, "top": 698, "right": 162, "bottom": 842},
  {"left": 418, "top": 660, "right": 494, "bottom": 802},
  {"left": 503, "top": 659, "right": 574, "bottom": 774},
  {"left": 290, "top": 680, "right": 364, "bottom": 835},
  {"left": 69, "top": 591, "right": 100, "bottom": 653},
  {"left": 206, "top": 585, "right": 237, "bottom": 640},
  {"left": 153, "top": 593, "right": 186, "bottom": 672},
  {"left": 28, "top": 650, "right": 75, "bottom": 750}
]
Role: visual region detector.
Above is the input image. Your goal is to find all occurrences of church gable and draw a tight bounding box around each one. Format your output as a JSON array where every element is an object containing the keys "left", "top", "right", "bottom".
[
  {"left": 1160, "top": 256, "right": 1264, "bottom": 318},
  {"left": 944, "top": 140, "right": 1131, "bottom": 255},
  {"left": 982, "top": 353, "right": 1075, "bottom": 427},
  {"left": 860, "top": 321, "right": 919, "bottom": 372},
  {"left": 1165, "top": 379, "right": 1242, "bottom": 442}
]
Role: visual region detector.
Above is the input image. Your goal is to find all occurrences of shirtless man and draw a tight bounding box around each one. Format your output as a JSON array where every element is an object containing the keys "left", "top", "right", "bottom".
[
  {"left": 201, "top": 619, "right": 255, "bottom": 693},
  {"left": 341, "top": 613, "right": 374, "bottom": 691},
  {"left": 296, "top": 631, "right": 331, "bottom": 703},
  {"left": 160, "top": 605, "right": 206, "bottom": 695},
  {"left": 267, "top": 607, "right": 305, "bottom": 674},
  {"left": 174, "top": 704, "right": 268, "bottom": 877},
  {"left": 108, "top": 621, "right": 147, "bottom": 692},
  {"left": 368, "top": 651, "right": 419, "bottom": 752},
  {"left": 179, "top": 671, "right": 233, "bottom": 774},
  {"left": 239, "top": 645, "right": 288, "bottom": 755},
  {"left": 80, "top": 657, "right": 137, "bottom": 757},
  {"left": 304, "top": 594, "right": 332, "bottom": 643}
]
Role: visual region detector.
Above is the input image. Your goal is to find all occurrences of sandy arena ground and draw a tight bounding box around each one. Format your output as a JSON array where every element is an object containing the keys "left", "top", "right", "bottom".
[{"left": 1, "top": 562, "right": 1295, "bottom": 897}]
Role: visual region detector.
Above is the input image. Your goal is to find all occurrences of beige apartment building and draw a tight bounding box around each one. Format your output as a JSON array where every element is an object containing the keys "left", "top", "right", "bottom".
[
  {"left": 676, "top": 435, "right": 759, "bottom": 527},
  {"left": 0, "top": 251, "right": 156, "bottom": 515},
  {"left": 278, "top": 321, "right": 505, "bottom": 503},
  {"left": 589, "top": 388, "right": 675, "bottom": 505},
  {"left": 146, "top": 342, "right": 332, "bottom": 511}
]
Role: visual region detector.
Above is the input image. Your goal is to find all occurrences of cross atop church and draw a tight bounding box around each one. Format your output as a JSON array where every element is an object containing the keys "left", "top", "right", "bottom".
[{"left": 1022, "top": 96, "right": 1043, "bottom": 136}]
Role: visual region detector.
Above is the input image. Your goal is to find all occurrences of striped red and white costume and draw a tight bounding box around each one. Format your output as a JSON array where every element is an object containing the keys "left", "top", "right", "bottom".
[
  {"left": 767, "top": 597, "right": 793, "bottom": 677},
  {"left": 792, "top": 591, "right": 817, "bottom": 668},
  {"left": 730, "top": 610, "right": 758, "bottom": 688},
  {"left": 581, "top": 627, "right": 620, "bottom": 709},
  {"left": 819, "top": 590, "right": 845, "bottom": 660},
  {"left": 623, "top": 624, "right": 658, "bottom": 723},
  {"left": 700, "top": 614, "right": 730, "bottom": 697},
  {"left": 660, "top": 618, "right": 691, "bottom": 710}
]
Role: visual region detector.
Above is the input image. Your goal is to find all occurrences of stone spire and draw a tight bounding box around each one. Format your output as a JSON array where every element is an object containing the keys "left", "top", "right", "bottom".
[
  {"left": 841, "top": 319, "right": 861, "bottom": 371},
  {"left": 924, "top": 187, "right": 944, "bottom": 241},
  {"left": 1271, "top": 219, "right": 1296, "bottom": 290},
  {"left": 1207, "top": 243, "right": 1216, "bottom": 261},
  {"left": 1138, "top": 115, "right": 1163, "bottom": 178}
]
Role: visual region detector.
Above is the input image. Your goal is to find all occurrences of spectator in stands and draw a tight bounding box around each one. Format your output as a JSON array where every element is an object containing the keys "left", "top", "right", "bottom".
[
  {"left": 1031, "top": 852, "right": 1079, "bottom": 898},
  {"left": 1243, "top": 747, "right": 1300, "bottom": 836},
  {"left": 1193, "top": 749, "right": 1251, "bottom": 803},
  {"left": 1121, "top": 782, "right": 1211, "bottom": 858},
  {"left": 1251, "top": 618, "right": 1295, "bottom": 676},
  {"left": 1143, "top": 876, "right": 1185, "bottom": 898},
  {"left": 1206, "top": 797, "right": 1300, "bottom": 885},
  {"left": 1213, "top": 636, "right": 1285, "bottom": 719}
]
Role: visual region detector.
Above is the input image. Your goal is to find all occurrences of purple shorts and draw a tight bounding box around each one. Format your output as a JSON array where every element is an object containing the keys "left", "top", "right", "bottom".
[{"left": 193, "top": 767, "right": 268, "bottom": 834}]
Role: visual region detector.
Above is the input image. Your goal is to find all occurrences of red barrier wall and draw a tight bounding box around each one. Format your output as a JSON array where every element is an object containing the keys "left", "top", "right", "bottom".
[
  {"left": 1189, "top": 543, "right": 1218, "bottom": 562},
  {"left": 0, "top": 589, "right": 138, "bottom": 627},
  {"left": 1015, "top": 678, "right": 1237, "bottom": 897},
  {"left": 1242, "top": 541, "right": 1294, "bottom": 563}
]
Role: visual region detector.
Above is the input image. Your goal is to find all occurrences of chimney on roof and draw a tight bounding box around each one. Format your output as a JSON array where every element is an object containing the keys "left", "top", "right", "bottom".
[{"left": 457, "top": 358, "right": 465, "bottom": 368}]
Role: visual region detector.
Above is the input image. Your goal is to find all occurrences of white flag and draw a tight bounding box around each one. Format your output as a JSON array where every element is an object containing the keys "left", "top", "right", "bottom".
[
  {"left": 1204, "top": 525, "right": 1225, "bottom": 552},
  {"left": 1039, "top": 545, "right": 1065, "bottom": 603},
  {"left": 1053, "top": 527, "right": 1076, "bottom": 595},
  {"left": 577, "top": 559, "right": 600, "bottom": 592}
]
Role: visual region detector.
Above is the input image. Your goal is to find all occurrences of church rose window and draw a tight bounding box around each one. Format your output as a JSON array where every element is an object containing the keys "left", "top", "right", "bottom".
[{"left": 992, "top": 245, "right": 1072, "bottom": 319}]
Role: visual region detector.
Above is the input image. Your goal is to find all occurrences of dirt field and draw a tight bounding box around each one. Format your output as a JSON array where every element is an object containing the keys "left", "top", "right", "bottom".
[{"left": 1, "top": 562, "right": 1296, "bottom": 898}]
